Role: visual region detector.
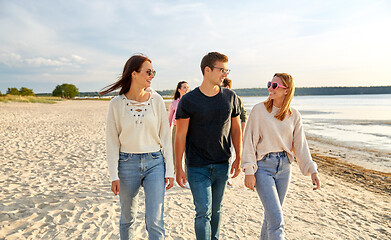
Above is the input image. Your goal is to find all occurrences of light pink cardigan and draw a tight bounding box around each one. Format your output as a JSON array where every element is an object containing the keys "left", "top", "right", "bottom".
[{"left": 168, "top": 98, "right": 179, "bottom": 127}]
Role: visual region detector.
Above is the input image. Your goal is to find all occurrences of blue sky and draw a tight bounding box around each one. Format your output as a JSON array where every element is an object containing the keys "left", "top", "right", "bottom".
[{"left": 1, "top": 0, "right": 390, "bottom": 93}]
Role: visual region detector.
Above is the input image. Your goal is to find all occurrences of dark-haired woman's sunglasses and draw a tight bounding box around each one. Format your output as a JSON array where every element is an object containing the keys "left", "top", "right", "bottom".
[
  {"left": 147, "top": 69, "right": 156, "bottom": 77},
  {"left": 267, "top": 81, "right": 287, "bottom": 90}
]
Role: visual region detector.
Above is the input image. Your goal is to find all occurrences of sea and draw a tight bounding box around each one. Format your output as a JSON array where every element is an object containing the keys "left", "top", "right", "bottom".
[{"left": 241, "top": 94, "right": 391, "bottom": 171}]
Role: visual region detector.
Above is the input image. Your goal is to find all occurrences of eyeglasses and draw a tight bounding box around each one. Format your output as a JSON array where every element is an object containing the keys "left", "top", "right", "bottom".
[
  {"left": 146, "top": 69, "right": 156, "bottom": 77},
  {"left": 212, "top": 66, "right": 230, "bottom": 75},
  {"left": 267, "top": 81, "right": 287, "bottom": 90}
]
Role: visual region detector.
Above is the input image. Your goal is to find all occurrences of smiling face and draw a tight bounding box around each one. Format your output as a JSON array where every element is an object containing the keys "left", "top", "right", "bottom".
[
  {"left": 132, "top": 61, "right": 154, "bottom": 89},
  {"left": 206, "top": 61, "right": 228, "bottom": 86},
  {"left": 268, "top": 76, "right": 288, "bottom": 101},
  {"left": 178, "top": 82, "right": 190, "bottom": 97}
]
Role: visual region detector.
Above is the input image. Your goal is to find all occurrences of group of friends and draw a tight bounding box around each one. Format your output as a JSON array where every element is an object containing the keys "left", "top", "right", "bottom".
[{"left": 99, "top": 52, "right": 321, "bottom": 240}]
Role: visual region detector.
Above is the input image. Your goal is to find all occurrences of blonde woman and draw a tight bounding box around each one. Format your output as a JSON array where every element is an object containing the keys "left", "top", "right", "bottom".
[{"left": 241, "top": 73, "right": 321, "bottom": 240}]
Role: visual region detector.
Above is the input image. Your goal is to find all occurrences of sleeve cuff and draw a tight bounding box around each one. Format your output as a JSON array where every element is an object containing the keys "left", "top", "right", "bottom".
[
  {"left": 243, "top": 164, "right": 258, "bottom": 175},
  {"left": 309, "top": 162, "right": 318, "bottom": 175}
]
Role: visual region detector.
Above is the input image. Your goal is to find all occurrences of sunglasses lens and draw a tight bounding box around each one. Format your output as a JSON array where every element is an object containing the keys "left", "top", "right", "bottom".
[
  {"left": 267, "top": 82, "right": 271, "bottom": 88},
  {"left": 152, "top": 70, "right": 156, "bottom": 76},
  {"left": 272, "top": 83, "right": 278, "bottom": 89}
]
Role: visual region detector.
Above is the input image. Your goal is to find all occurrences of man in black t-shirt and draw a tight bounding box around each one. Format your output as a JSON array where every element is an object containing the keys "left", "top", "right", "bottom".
[{"left": 175, "top": 52, "right": 242, "bottom": 240}]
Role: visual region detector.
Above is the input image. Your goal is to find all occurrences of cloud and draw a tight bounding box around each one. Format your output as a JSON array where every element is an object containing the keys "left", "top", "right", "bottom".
[
  {"left": 0, "top": 53, "right": 86, "bottom": 68},
  {"left": 1, "top": 0, "right": 391, "bottom": 93},
  {"left": 151, "top": 2, "right": 204, "bottom": 15}
]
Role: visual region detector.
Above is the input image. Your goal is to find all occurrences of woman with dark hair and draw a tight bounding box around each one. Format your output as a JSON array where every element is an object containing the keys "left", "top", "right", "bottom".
[
  {"left": 100, "top": 54, "right": 174, "bottom": 240},
  {"left": 241, "top": 73, "right": 321, "bottom": 239},
  {"left": 168, "top": 81, "right": 189, "bottom": 175}
]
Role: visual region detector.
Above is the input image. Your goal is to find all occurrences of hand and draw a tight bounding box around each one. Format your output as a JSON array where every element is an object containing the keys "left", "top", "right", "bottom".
[
  {"left": 111, "top": 180, "right": 120, "bottom": 195},
  {"left": 230, "top": 158, "right": 241, "bottom": 178},
  {"left": 175, "top": 168, "right": 187, "bottom": 188},
  {"left": 311, "top": 172, "right": 321, "bottom": 190},
  {"left": 165, "top": 177, "right": 174, "bottom": 190},
  {"left": 244, "top": 175, "right": 256, "bottom": 191}
]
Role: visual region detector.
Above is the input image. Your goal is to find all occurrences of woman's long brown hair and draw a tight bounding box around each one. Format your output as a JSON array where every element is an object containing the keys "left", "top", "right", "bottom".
[
  {"left": 173, "top": 81, "right": 188, "bottom": 100},
  {"left": 99, "top": 55, "right": 151, "bottom": 96}
]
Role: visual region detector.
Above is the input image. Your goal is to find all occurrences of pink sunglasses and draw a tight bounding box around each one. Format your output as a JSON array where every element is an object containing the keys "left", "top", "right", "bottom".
[{"left": 267, "top": 81, "right": 287, "bottom": 90}]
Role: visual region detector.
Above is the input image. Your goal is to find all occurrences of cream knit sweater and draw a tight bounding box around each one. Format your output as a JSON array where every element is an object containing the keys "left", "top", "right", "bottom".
[
  {"left": 241, "top": 102, "right": 318, "bottom": 176},
  {"left": 105, "top": 90, "right": 174, "bottom": 181}
]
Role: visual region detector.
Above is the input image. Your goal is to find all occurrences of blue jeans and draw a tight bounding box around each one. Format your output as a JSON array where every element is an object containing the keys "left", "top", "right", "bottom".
[
  {"left": 118, "top": 151, "right": 166, "bottom": 240},
  {"left": 187, "top": 163, "right": 229, "bottom": 240},
  {"left": 255, "top": 152, "right": 291, "bottom": 240}
]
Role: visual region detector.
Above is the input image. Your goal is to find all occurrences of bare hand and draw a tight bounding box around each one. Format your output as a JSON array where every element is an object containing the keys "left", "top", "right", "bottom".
[
  {"left": 244, "top": 175, "right": 256, "bottom": 191},
  {"left": 111, "top": 180, "right": 120, "bottom": 195},
  {"left": 230, "top": 158, "right": 241, "bottom": 178},
  {"left": 175, "top": 168, "right": 187, "bottom": 188},
  {"left": 165, "top": 177, "right": 174, "bottom": 190},
  {"left": 311, "top": 172, "right": 321, "bottom": 190}
]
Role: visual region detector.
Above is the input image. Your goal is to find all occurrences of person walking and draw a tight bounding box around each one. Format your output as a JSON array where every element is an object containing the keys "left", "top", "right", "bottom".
[
  {"left": 221, "top": 78, "right": 247, "bottom": 187},
  {"left": 100, "top": 54, "right": 174, "bottom": 240},
  {"left": 222, "top": 78, "right": 247, "bottom": 134},
  {"left": 168, "top": 81, "right": 190, "bottom": 171},
  {"left": 175, "top": 52, "right": 242, "bottom": 240},
  {"left": 241, "top": 73, "right": 321, "bottom": 240}
]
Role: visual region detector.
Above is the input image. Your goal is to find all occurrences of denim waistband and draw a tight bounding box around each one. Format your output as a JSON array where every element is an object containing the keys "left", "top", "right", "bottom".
[
  {"left": 265, "top": 151, "right": 287, "bottom": 158},
  {"left": 119, "top": 150, "right": 161, "bottom": 157}
]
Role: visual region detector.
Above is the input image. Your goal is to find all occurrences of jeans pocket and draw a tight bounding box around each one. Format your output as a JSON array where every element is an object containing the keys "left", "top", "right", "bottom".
[
  {"left": 119, "top": 152, "right": 130, "bottom": 162},
  {"left": 150, "top": 150, "right": 162, "bottom": 159}
]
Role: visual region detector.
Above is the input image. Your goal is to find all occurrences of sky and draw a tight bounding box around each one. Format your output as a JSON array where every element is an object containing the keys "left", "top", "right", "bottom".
[{"left": 1, "top": 0, "right": 390, "bottom": 93}]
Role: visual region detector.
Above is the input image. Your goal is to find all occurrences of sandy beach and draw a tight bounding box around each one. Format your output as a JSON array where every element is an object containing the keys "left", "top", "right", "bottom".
[{"left": 0, "top": 100, "right": 390, "bottom": 240}]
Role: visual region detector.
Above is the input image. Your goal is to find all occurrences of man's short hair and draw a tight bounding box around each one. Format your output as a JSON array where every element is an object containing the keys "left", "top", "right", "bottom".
[{"left": 200, "top": 52, "right": 228, "bottom": 75}]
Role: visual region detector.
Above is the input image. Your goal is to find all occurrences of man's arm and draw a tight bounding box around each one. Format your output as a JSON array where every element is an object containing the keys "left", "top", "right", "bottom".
[
  {"left": 174, "top": 118, "right": 189, "bottom": 188},
  {"left": 241, "top": 122, "right": 246, "bottom": 139},
  {"left": 230, "top": 116, "right": 242, "bottom": 178},
  {"left": 238, "top": 96, "right": 247, "bottom": 139}
]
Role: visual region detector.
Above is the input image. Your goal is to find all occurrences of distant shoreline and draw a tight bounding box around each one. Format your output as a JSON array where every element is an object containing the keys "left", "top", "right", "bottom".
[
  {"left": 234, "top": 86, "right": 391, "bottom": 97},
  {"left": 34, "top": 86, "right": 391, "bottom": 97}
]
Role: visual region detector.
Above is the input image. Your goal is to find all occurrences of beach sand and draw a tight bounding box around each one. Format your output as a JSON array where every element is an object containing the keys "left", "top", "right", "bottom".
[{"left": 0, "top": 100, "right": 390, "bottom": 239}]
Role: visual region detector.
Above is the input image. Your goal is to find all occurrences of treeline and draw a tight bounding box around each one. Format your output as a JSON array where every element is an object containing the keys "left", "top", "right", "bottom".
[
  {"left": 1, "top": 87, "right": 35, "bottom": 96},
  {"left": 233, "top": 86, "right": 391, "bottom": 96},
  {"left": 52, "top": 84, "right": 79, "bottom": 98},
  {"left": 155, "top": 86, "right": 391, "bottom": 97},
  {"left": 3, "top": 83, "right": 79, "bottom": 99},
  {"left": 37, "top": 86, "right": 391, "bottom": 98}
]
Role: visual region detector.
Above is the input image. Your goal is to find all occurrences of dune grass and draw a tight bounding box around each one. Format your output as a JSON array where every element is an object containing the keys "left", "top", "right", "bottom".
[{"left": 0, "top": 95, "right": 62, "bottom": 104}]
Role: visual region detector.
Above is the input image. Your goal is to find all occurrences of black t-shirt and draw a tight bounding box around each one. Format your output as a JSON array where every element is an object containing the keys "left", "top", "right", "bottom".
[{"left": 176, "top": 87, "right": 240, "bottom": 166}]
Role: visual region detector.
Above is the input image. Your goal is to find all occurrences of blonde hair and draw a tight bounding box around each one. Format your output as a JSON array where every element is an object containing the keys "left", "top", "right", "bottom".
[{"left": 264, "top": 73, "right": 295, "bottom": 121}]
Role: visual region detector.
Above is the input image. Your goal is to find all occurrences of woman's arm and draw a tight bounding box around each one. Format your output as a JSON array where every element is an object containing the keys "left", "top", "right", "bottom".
[
  {"left": 156, "top": 95, "right": 175, "bottom": 189},
  {"left": 293, "top": 111, "right": 321, "bottom": 190},
  {"left": 106, "top": 99, "right": 121, "bottom": 182},
  {"left": 241, "top": 105, "right": 261, "bottom": 175},
  {"left": 292, "top": 112, "right": 318, "bottom": 176}
]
